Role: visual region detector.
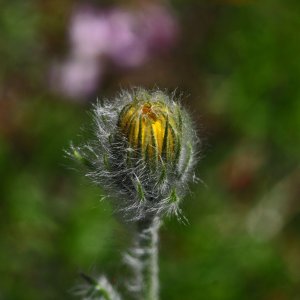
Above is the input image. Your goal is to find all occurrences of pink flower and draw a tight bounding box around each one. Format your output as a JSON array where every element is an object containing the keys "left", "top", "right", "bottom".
[
  {"left": 140, "top": 5, "right": 179, "bottom": 53},
  {"left": 69, "top": 5, "right": 178, "bottom": 67},
  {"left": 69, "top": 8, "right": 111, "bottom": 58},
  {"left": 50, "top": 57, "right": 102, "bottom": 100},
  {"left": 106, "top": 9, "right": 148, "bottom": 67},
  {"left": 49, "top": 4, "right": 179, "bottom": 100}
]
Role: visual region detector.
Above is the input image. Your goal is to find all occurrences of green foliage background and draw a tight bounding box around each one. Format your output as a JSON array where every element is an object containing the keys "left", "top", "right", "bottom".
[{"left": 1, "top": 0, "right": 300, "bottom": 299}]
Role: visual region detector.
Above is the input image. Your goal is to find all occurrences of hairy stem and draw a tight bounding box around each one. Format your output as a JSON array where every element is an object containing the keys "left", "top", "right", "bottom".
[
  {"left": 126, "top": 216, "right": 160, "bottom": 300},
  {"left": 138, "top": 216, "right": 160, "bottom": 300}
]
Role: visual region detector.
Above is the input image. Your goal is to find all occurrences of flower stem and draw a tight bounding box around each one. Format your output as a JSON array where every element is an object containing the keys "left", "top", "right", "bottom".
[{"left": 138, "top": 216, "right": 160, "bottom": 300}]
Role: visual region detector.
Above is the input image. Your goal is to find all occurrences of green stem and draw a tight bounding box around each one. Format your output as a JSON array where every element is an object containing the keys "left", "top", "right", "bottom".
[{"left": 130, "top": 216, "right": 160, "bottom": 300}]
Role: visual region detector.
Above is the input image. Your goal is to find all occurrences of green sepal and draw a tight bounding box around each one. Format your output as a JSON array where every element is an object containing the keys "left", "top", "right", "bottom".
[
  {"left": 158, "top": 162, "right": 167, "bottom": 184},
  {"left": 176, "top": 105, "right": 183, "bottom": 133},
  {"left": 169, "top": 188, "right": 179, "bottom": 203},
  {"left": 103, "top": 153, "right": 110, "bottom": 171},
  {"left": 80, "top": 273, "right": 112, "bottom": 300},
  {"left": 174, "top": 136, "right": 181, "bottom": 168},
  {"left": 161, "top": 115, "right": 169, "bottom": 162},
  {"left": 73, "top": 148, "right": 93, "bottom": 169},
  {"left": 137, "top": 114, "right": 143, "bottom": 156},
  {"left": 145, "top": 143, "right": 154, "bottom": 171},
  {"left": 136, "top": 179, "right": 146, "bottom": 202},
  {"left": 126, "top": 147, "right": 133, "bottom": 168},
  {"left": 179, "top": 142, "right": 192, "bottom": 179},
  {"left": 168, "top": 121, "right": 180, "bottom": 166},
  {"left": 117, "top": 103, "right": 131, "bottom": 127},
  {"left": 101, "top": 115, "right": 108, "bottom": 126},
  {"left": 150, "top": 125, "right": 159, "bottom": 168}
]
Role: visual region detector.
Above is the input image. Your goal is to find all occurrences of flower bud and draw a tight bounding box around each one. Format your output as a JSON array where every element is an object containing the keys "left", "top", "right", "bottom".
[
  {"left": 71, "top": 89, "right": 198, "bottom": 221},
  {"left": 118, "top": 99, "right": 182, "bottom": 167}
]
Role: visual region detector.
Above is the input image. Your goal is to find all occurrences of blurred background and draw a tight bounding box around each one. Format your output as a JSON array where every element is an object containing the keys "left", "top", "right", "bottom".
[{"left": 1, "top": 0, "right": 300, "bottom": 299}]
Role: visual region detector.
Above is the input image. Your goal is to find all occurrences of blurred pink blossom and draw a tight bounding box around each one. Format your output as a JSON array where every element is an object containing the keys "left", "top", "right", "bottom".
[
  {"left": 140, "top": 5, "right": 179, "bottom": 52},
  {"left": 70, "top": 8, "right": 111, "bottom": 58},
  {"left": 107, "top": 10, "right": 148, "bottom": 67},
  {"left": 50, "top": 57, "right": 102, "bottom": 100},
  {"left": 50, "top": 4, "right": 179, "bottom": 100}
]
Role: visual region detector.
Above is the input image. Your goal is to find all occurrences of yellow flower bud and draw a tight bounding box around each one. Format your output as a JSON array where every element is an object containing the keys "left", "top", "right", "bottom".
[{"left": 118, "top": 100, "right": 182, "bottom": 166}]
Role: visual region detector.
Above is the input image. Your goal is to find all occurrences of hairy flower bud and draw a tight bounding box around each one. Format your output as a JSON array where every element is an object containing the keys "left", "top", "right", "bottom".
[{"left": 71, "top": 89, "right": 198, "bottom": 221}]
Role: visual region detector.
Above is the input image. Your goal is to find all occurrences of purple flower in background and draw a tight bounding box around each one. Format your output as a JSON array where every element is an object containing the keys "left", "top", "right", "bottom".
[
  {"left": 50, "top": 4, "right": 179, "bottom": 100},
  {"left": 106, "top": 9, "right": 148, "bottom": 68},
  {"left": 69, "top": 7, "right": 111, "bottom": 58},
  {"left": 50, "top": 57, "right": 102, "bottom": 100},
  {"left": 107, "top": 5, "right": 178, "bottom": 67},
  {"left": 140, "top": 5, "right": 179, "bottom": 53}
]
